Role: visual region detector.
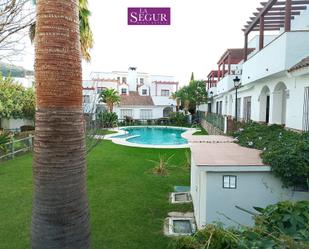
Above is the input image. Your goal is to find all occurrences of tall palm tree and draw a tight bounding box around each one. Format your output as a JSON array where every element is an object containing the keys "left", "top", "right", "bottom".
[
  {"left": 99, "top": 89, "right": 120, "bottom": 113},
  {"left": 31, "top": 1, "right": 90, "bottom": 248},
  {"left": 29, "top": 0, "right": 93, "bottom": 62},
  {"left": 171, "top": 92, "right": 180, "bottom": 112}
]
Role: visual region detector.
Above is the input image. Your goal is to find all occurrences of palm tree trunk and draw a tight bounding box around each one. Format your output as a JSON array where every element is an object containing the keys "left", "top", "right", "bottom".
[{"left": 31, "top": 1, "right": 90, "bottom": 248}]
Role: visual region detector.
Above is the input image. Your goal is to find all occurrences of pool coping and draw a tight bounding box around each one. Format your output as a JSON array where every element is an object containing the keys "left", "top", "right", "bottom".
[{"left": 103, "top": 126, "right": 197, "bottom": 149}]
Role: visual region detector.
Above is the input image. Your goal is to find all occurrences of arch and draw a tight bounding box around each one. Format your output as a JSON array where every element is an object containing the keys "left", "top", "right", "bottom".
[
  {"left": 163, "top": 107, "right": 173, "bottom": 117},
  {"left": 259, "top": 86, "right": 271, "bottom": 123},
  {"left": 272, "top": 82, "right": 287, "bottom": 125}
]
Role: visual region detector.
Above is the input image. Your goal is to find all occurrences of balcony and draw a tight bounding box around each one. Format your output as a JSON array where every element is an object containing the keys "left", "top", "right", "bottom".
[
  {"left": 242, "top": 31, "right": 309, "bottom": 85},
  {"left": 215, "top": 75, "right": 238, "bottom": 95}
]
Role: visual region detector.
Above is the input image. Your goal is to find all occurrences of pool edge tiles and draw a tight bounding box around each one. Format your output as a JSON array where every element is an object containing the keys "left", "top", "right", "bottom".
[{"left": 105, "top": 126, "right": 197, "bottom": 149}]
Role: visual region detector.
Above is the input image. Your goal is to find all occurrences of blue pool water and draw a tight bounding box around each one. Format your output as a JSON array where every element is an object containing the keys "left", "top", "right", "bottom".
[{"left": 113, "top": 127, "right": 188, "bottom": 145}]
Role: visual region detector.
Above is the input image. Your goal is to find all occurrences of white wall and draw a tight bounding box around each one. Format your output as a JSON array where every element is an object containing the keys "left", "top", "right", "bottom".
[
  {"left": 1, "top": 118, "right": 34, "bottom": 130},
  {"left": 242, "top": 31, "right": 309, "bottom": 85}
]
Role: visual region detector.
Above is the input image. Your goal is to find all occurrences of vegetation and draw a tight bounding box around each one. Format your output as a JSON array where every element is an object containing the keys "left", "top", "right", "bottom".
[
  {"left": 149, "top": 154, "right": 175, "bottom": 176},
  {"left": 0, "top": 74, "right": 35, "bottom": 120},
  {"left": 97, "top": 112, "right": 118, "bottom": 128},
  {"left": 30, "top": 0, "right": 93, "bottom": 61},
  {"left": 169, "top": 112, "right": 189, "bottom": 127},
  {"left": 176, "top": 80, "right": 207, "bottom": 114},
  {"left": 32, "top": 1, "right": 90, "bottom": 248},
  {"left": 99, "top": 89, "right": 121, "bottom": 113},
  {"left": 172, "top": 201, "right": 309, "bottom": 249},
  {"left": 0, "top": 141, "right": 191, "bottom": 249},
  {"left": 192, "top": 126, "right": 208, "bottom": 135},
  {"left": 233, "top": 122, "right": 309, "bottom": 188},
  {"left": 0, "top": 133, "right": 10, "bottom": 152}
]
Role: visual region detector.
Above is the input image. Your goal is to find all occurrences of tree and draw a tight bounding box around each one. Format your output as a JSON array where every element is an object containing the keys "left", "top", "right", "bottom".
[
  {"left": 171, "top": 92, "right": 181, "bottom": 112},
  {"left": 0, "top": 74, "right": 35, "bottom": 121},
  {"left": 31, "top": 1, "right": 90, "bottom": 248},
  {"left": 190, "top": 72, "right": 194, "bottom": 82},
  {"left": 99, "top": 89, "right": 120, "bottom": 113},
  {"left": 0, "top": 0, "right": 35, "bottom": 60},
  {"left": 30, "top": 0, "right": 93, "bottom": 61}
]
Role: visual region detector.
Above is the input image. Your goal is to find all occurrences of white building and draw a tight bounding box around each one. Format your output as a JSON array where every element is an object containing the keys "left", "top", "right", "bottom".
[
  {"left": 202, "top": 0, "right": 309, "bottom": 132},
  {"left": 190, "top": 136, "right": 309, "bottom": 228},
  {"left": 83, "top": 67, "right": 179, "bottom": 120}
]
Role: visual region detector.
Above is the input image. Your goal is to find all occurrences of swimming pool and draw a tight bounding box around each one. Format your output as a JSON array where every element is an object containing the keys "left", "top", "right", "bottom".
[{"left": 112, "top": 127, "right": 188, "bottom": 145}]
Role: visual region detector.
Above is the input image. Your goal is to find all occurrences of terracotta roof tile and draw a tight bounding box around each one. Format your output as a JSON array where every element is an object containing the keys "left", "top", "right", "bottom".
[
  {"left": 120, "top": 91, "right": 154, "bottom": 106},
  {"left": 288, "top": 56, "right": 309, "bottom": 72}
]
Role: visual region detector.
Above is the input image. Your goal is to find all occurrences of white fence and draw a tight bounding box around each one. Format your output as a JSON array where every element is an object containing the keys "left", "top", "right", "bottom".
[{"left": 0, "top": 135, "right": 34, "bottom": 160}]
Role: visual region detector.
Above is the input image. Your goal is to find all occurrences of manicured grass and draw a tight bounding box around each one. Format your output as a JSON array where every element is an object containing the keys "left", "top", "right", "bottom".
[
  {"left": 96, "top": 129, "right": 118, "bottom": 135},
  {"left": 192, "top": 126, "right": 208, "bottom": 135},
  {"left": 0, "top": 141, "right": 191, "bottom": 249}
]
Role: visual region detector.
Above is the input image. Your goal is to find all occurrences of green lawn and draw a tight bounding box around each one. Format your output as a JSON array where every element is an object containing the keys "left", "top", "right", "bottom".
[
  {"left": 0, "top": 140, "right": 191, "bottom": 249},
  {"left": 95, "top": 129, "right": 118, "bottom": 135},
  {"left": 192, "top": 126, "right": 208, "bottom": 135}
]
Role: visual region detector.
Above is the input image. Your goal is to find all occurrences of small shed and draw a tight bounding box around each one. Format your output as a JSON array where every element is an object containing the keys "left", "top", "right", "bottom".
[{"left": 190, "top": 137, "right": 309, "bottom": 228}]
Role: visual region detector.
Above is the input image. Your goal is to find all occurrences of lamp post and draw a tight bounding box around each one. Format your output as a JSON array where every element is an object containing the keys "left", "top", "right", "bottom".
[{"left": 233, "top": 76, "right": 241, "bottom": 122}]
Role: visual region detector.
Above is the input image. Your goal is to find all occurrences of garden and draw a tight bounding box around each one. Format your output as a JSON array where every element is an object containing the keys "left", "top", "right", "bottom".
[{"left": 0, "top": 140, "right": 192, "bottom": 249}]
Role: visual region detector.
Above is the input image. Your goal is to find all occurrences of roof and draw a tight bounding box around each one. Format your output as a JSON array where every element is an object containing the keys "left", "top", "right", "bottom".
[
  {"left": 288, "top": 56, "right": 309, "bottom": 72},
  {"left": 191, "top": 139, "right": 265, "bottom": 167},
  {"left": 120, "top": 91, "right": 154, "bottom": 106},
  {"left": 218, "top": 48, "right": 255, "bottom": 64}
]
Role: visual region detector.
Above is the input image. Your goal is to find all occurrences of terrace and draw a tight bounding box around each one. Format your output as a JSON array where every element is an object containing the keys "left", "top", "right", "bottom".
[{"left": 242, "top": 0, "right": 309, "bottom": 84}]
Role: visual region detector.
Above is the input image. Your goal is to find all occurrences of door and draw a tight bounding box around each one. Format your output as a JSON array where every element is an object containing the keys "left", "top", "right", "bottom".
[{"left": 266, "top": 95, "right": 270, "bottom": 124}]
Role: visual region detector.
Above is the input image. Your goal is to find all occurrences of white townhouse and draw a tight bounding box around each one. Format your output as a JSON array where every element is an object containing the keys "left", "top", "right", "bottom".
[
  {"left": 202, "top": 0, "right": 309, "bottom": 132},
  {"left": 82, "top": 67, "right": 179, "bottom": 120}
]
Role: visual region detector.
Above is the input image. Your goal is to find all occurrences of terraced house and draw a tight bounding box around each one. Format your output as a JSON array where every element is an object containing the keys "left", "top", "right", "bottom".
[
  {"left": 201, "top": 0, "right": 309, "bottom": 132},
  {"left": 83, "top": 67, "right": 179, "bottom": 120}
]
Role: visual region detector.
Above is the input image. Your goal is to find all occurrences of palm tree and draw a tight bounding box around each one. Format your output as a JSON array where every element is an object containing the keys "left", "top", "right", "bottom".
[
  {"left": 31, "top": 1, "right": 90, "bottom": 248},
  {"left": 99, "top": 89, "right": 120, "bottom": 113},
  {"left": 30, "top": 0, "right": 93, "bottom": 62},
  {"left": 171, "top": 92, "right": 181, "bottom": 112}
]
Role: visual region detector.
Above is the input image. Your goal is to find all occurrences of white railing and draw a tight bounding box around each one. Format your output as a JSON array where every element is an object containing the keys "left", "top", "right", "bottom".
[{"left": 0, "top": 135, "right": 34, "bottom": 160}]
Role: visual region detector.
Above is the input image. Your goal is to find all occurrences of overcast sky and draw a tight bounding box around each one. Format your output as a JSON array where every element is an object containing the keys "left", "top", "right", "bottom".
[{"left": 17, "top": 0, "right": 263, "bottom": 86}]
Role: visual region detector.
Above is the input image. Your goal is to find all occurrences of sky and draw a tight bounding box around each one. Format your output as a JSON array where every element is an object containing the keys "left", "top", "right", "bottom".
[{"left": 17, "top": 0, "right": 262, "bottom": 86}]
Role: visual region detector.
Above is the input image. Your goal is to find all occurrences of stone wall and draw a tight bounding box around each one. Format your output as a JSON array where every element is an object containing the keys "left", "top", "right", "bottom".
[{"left": 201, "top": 119, "right": 224, "bottom": 135}]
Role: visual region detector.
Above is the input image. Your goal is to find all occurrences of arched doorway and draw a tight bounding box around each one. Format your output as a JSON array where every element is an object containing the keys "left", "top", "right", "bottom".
[
  {"left": 163, "top": 107, "right": 173, "bottom": 117},
  {"left": 272, "top": 82, "right": 287, "bottom": 125},
  {"left": 259, "top": 86, "right": 271, "bottom": 123}
]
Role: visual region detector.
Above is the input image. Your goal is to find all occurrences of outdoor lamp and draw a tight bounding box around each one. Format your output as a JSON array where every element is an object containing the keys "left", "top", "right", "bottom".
[{"left": 233, "top": 76, "right": 241, "bottom": 122}]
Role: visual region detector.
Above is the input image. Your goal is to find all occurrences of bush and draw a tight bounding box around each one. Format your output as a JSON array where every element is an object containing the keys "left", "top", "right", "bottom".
[
  {"left": 171, "top": 201, "right": 309, "bottom": 249},
  {"left": 97, "top": 112, "right": 118, "bottom": 128},
  {"left": 169, "top": 112, "right": 188, "bottom": 127},
  {"left": 233, "top": 123, "right": 309, "bottom": 188}
]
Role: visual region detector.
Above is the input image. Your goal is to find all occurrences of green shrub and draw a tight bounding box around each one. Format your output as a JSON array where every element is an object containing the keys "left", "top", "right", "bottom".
[
  {"left": 97, "top": 112, "right": 118, "bottom": 128},
  {"left": 169, "top": 112, "right": 188, "bottom": 127},
  {"left": 233, "top": 123, "right": 309, "bottom": 188},
  {"left": 171, "top": 201, "right": 309, "bottom": 249}
]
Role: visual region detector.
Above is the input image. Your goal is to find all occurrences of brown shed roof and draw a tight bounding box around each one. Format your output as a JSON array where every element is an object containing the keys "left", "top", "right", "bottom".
[
  {"left": 288, "top": 56, "right": 309, "bottom": 72},
  {"left": 120, "top": 91, "right": 154, "bottom": 106}
]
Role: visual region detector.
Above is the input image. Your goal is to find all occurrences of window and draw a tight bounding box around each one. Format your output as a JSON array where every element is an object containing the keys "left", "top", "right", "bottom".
[
  {"left": 121, "top": 88, "right": 127, "bottom": 95},
  {"left": 120, "top": 109, "right": 133, "bottom": 119},
  {"left": 161, "top": 90, "right": 170, "bottom": 96},
  {"left": 243, "top": 96, "right": 252, "bottom": 122},
  {"left": 223, "top": 175, "right": 237, "bottom": 189},
  {"left": 83, "top": 95, "right": 90, "bottom": 103},
  {"left": 117, "top": 77, "right": 120, "bottom": 82},
  {"left": 140, "top": 78, "right": 144, "bottom": 84},
  {"left": 294, "top": 178, "right": 309, "bottom": 192},
  {"left": 97, "top": 87, "right": 106, "bottom": 94},
  {"left": 216, "top": 101, "right": 223, "bottom": 115},
  {"left": 303, "top": 87, "right": 309, "bottom": 131},
  {"left": 142, "top": 89, "right": 147, "bottom": 95},
  {"left": 122, "top": 77, "right": 127, "bottom": 83},
  {"left": 140, "top": 109, "right": 153, "bottom": 120}
]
